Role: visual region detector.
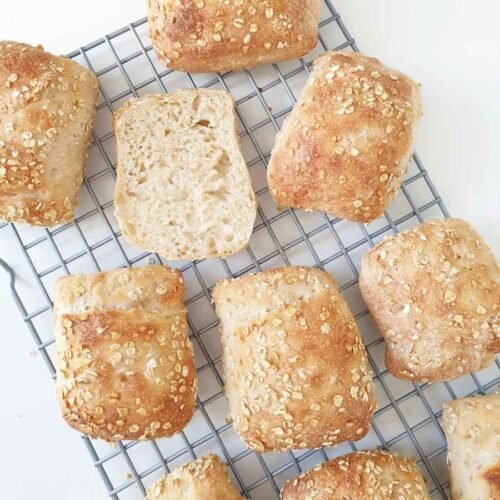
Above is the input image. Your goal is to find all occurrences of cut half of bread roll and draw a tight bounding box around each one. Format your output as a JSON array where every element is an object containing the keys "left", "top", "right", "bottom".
[
  {"left": 145, "top": 454, "right": 242, "bottom": 500},
  {"left": 281, "top": 450, "right": 430, "bottom": 499},
  {"left": 213, "top": 266, "right": 376, "bottom": 452},
  {"left": 360, "top": 218, "right": 499, "bottom": 383},
  {"left": 53, "top": 266, "right": 196, "bottom": 441},
  {"left": 443, "top": 394, "right": 500, "bottom": 500},
  {"left": 0, "top": 41, "right": 99, "bottom": 226},
  {"left": 268, "top": 51, "right": 421, "bottom": 222},
  {"left": 114, "top": 90, "right": 257, "bottom": 261}
]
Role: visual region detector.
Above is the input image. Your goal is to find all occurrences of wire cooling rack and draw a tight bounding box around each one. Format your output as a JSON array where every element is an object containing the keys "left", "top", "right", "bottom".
[{"left": 1, "top": 1, "right": 499, "bottom": 499}]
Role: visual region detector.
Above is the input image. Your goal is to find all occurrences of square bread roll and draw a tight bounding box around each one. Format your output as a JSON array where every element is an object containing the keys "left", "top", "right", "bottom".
[
  {"left": 281, "top": 450, "right": 430, "bottom": 499},
  {"left": 443, "top": 395, "right": 500, "bottom": 499},
  {"left": 268, "top": 51, "right": 421, "bottom": 222},
  {"left": 0, "top": 41, "right": 99, "bottom": 226},
  {"left": 53, "top": 266, "right": 196, "bottom": 441},
  {"left": 146, "top": 0, "right": 321, "bottom": 73},
  {"left": 359, "top": 218, "right": 500, "bottom": 383},
  {"left": 145, "top": 454, "right": 241, "bottom": 500},
  {"left": 114, "top": 89, "right": 257, "bottom": 261},
  {"left": 213, "top": 266, "right": 376, "bottom": 452}
]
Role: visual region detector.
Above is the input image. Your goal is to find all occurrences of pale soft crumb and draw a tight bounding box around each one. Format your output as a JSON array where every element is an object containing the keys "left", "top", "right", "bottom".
[{"left": 114, "top": 89, "right": 256, "bottom": 261}]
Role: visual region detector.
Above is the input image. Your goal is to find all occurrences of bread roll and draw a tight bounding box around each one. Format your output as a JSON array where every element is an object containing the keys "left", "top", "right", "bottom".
[
  {"left": 114, "top": 90, "right": 257, "bottom": 261},
  {"left": 146, "top": 0, "right": 321, "bottom": 73},
  {"left": 443, "top": 394, "right": 500, "bottom": 500},
  {"left": 281, "top": 450, "right": 430, "bottom": 499},
  {"left": 0, "top": 41, "right": 98, "bottom": 226},
  {"left": 359, "top": 218, "right": 499, "bottom": 383},
  {"left": 145, "top": 454, "right": 241, "bottom": 500},
  {"left": 268, "top": 51, "right": 421, "bottom": 222},
  {"left": 213, "top": 266, "right": 376, "bottom": 452},
  {"left": 53, "top": 266, "right": 196, "bottom": 441}
]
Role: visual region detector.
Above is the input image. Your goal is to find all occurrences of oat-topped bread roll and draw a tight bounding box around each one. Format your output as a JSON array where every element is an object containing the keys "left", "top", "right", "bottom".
[
  {"left": 213, "top": 266, "right": 376, "bottom": 452},
  {"left": 443, "top": 394, "right": 500, "bottom": 500},
  {"left": 146, "top": 0, "right": 321, "bottom": 73},
  {"left": 145, "top": 454, "right": 241, "bottom": 500},
  {"left": 53, "top": 266, "right": 196, "bottom": 441},
  {"left": 0, "top": 41, "right": 98, "bottom": 226},
  {"left": 114, "top": 90, "right": 257, "bottom": 261},
  {"left": 281, "top": 450, "right": 430, "bottom": 499},
  {"left": 268, "top": 51, "right": 421, "bottom": 222},
  {"left": 360, "top": 218, "right": 499, "bottom": 383}
]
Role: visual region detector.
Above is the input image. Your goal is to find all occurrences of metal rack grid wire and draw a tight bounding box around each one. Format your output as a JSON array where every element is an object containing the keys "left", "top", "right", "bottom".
[{"left": 0, "top": 1, "right": 498, "bottom": 498}]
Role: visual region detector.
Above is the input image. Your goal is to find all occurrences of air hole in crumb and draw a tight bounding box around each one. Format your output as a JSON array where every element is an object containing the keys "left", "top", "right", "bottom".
[
  {"left": 207, "top": 237, "right": 216, "bottom": 248},
  {"left": 204, "top": 187, "right": 228, "bottom": 200},
  {"left": 196, "top": 119, "right": 211, "bottom": 127},
  {"left": 225, "top": 234, "right": 234, "bottom": 242},
  {"left": 192, "top": 95, "right": 200, "bottom": 112},
  {"left": 211, "top": 150, "right": 230, "bottom": 177},
  {"left": 172, "top": 191, "right": 188, "bottom": 202}
]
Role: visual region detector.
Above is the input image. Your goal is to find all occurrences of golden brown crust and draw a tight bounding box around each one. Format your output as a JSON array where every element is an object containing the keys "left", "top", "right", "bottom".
[
  {"left": 281, "top": 450, "right": 430, "bottom": 499},
  {"left": 443, "top": 395, "right": 500, "bottom": 500},
  {"left": 0, "top": 41, "right": 99, "bottom": 226},
  {"left": 359, "top": 218, "right": 499, "bottom": 383},
  {"left": 53, "top": 266, "right": 196, "bottom": 441},
  {"left": 268, "top": 51, "right": 422, "bottom": 222},
  {"left": 145, "top": 454, "right": 242, "bottom": 500},
  {"left": 484, "top": 465, "right": 500, "bottom": 492},
  {"left": 146, "top": 0, "right": 321, "bottom": 72},
  {"left": 54, "top": 265, "right": 184, "bottom": 316},
  {"left": 213, "top": 266, "right": 375, "bottom": 452}
]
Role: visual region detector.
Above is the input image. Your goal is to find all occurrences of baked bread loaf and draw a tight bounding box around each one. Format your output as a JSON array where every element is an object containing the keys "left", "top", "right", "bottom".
[
  {"left": 0, "top": 41, "right": 98, "bottom": 226},
  {"left": 114, "top": 89, "right": 257, "bottom": 261},
  {"left": 53, "top": 266, "right": 196, "bottom": 441},
  {"left": 145, "top": 454, "right": 241, "bottom": 500},
  {"left": 281, "top": 450, "right": 430, "bottom": 499},
  {"left": 359, "top": 218, "right": 499, "bottom": 383},
  {"left": 213, "top": 266, "right": 376, "bottom": 452},
  {"left": 268, "top": 51, "right": 422, "bottom": 222},
  {"left": 443, "top": 394, "right": 500, "bottom": 500},
  {"left": 146, "top": 0, "right": 321, "bottom": 73}
]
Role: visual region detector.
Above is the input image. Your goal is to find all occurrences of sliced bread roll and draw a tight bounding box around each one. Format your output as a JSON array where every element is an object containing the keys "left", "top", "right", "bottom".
[{"left": 114, "top": 89, "right": 257, "bottom": 261}]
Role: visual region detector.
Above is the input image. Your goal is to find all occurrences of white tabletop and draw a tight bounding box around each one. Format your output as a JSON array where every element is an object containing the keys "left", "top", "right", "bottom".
[{"left": 1, "top": 1, "right": 499, "bottom": 499}]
